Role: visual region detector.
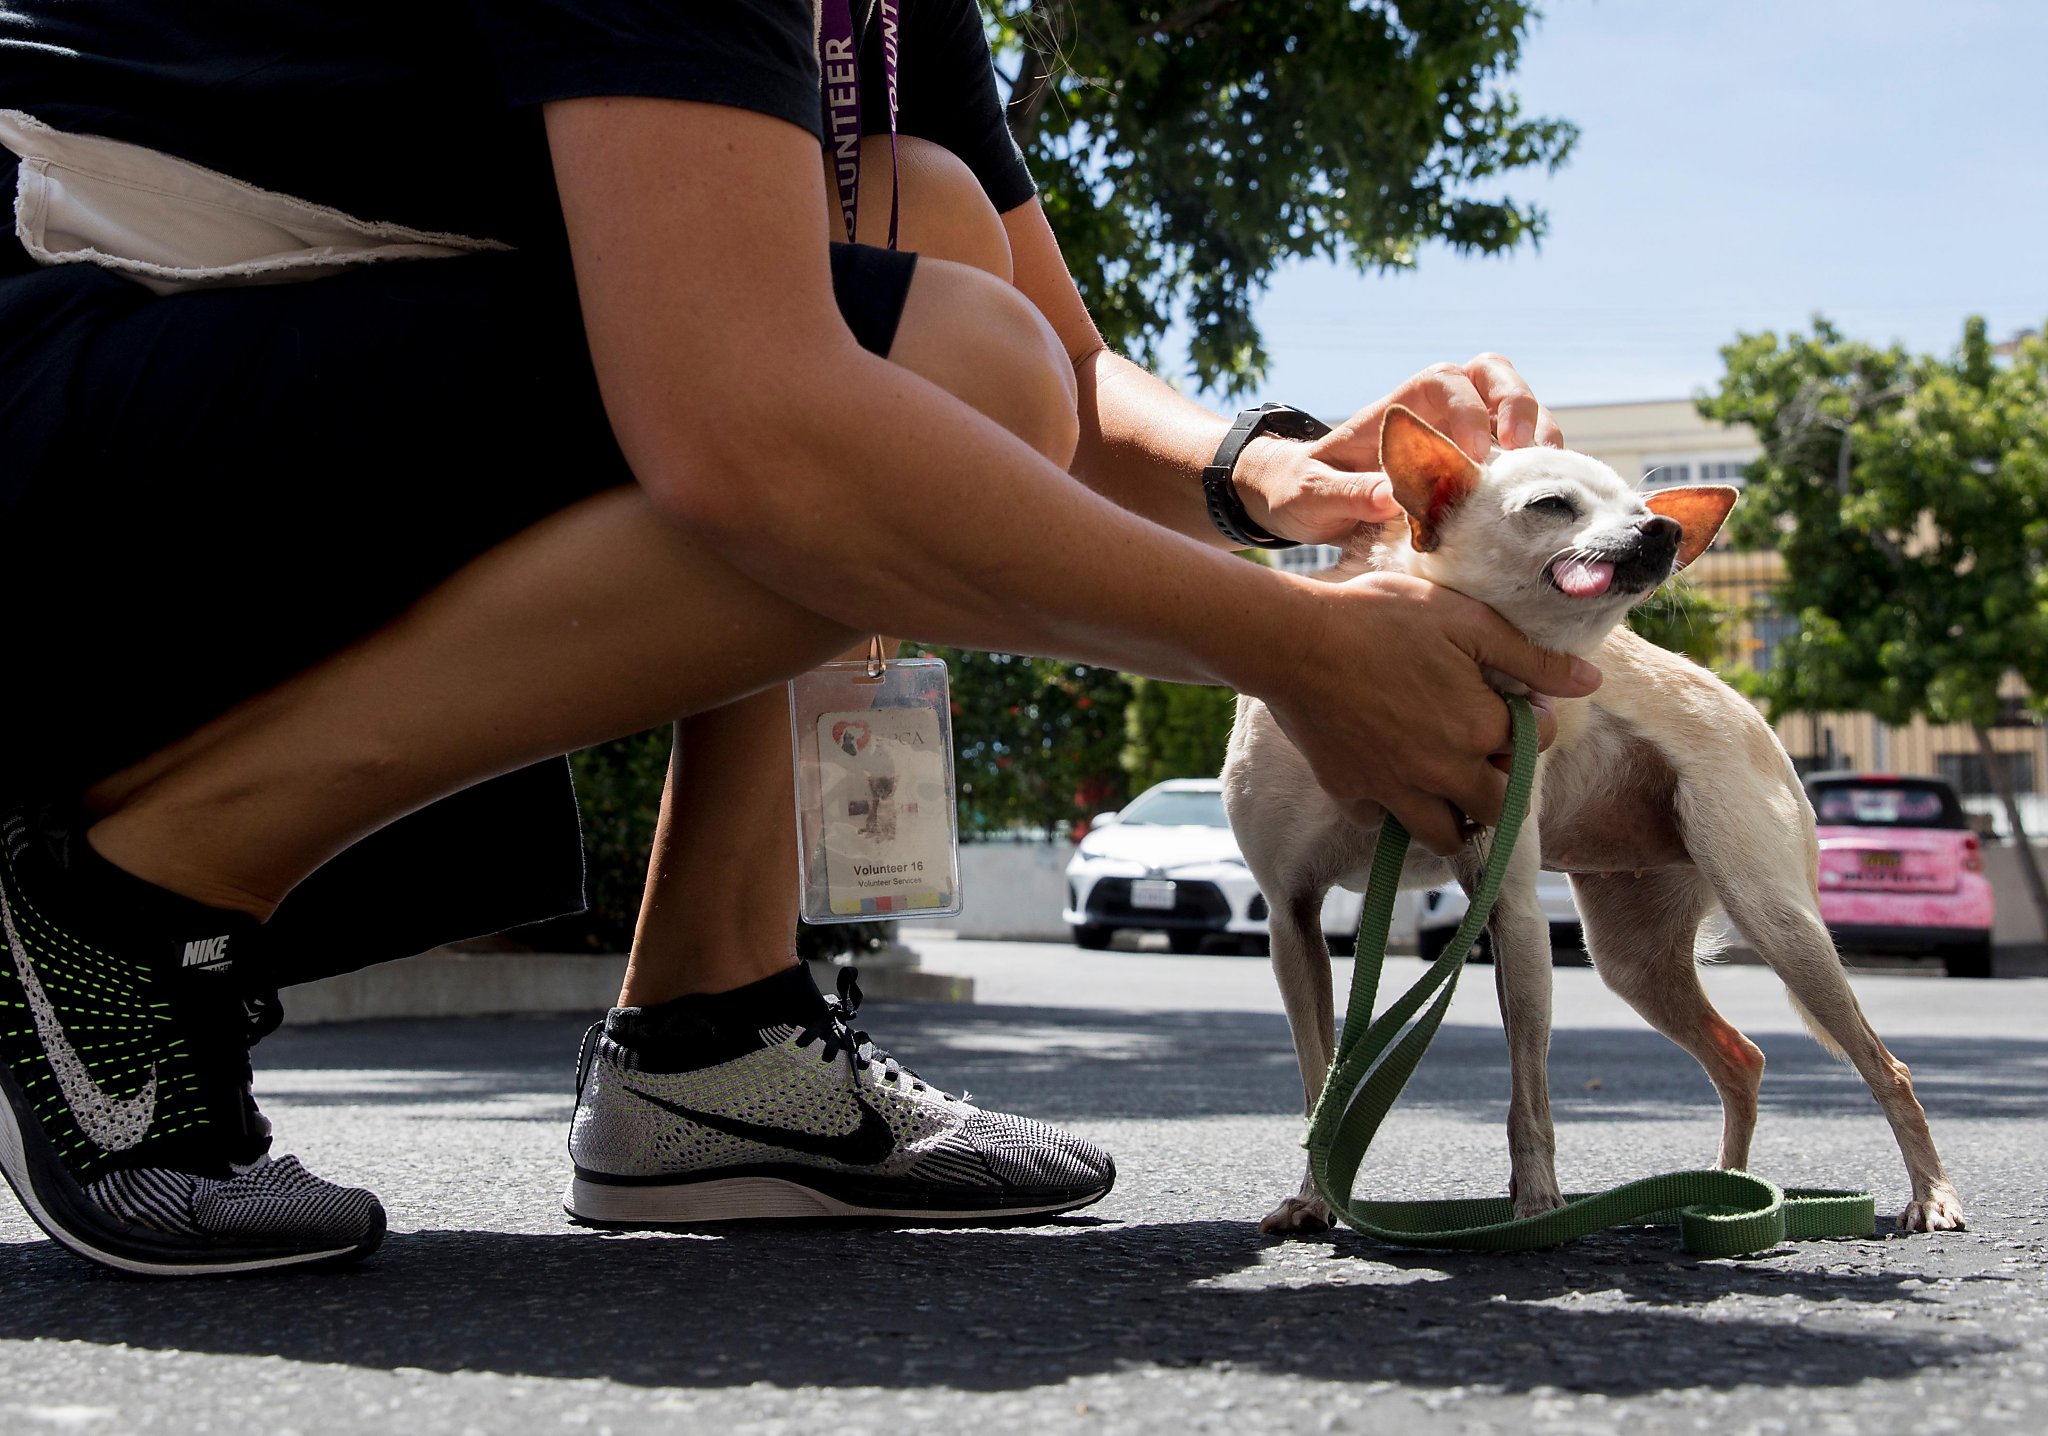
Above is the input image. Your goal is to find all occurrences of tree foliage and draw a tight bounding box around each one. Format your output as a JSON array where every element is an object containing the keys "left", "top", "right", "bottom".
[
  {"left": 550, "top": 5, "right": 1576, "bottom": 935},
  {"left": 1699, "top": 316, "right": 2048, "bottom": 729},
  {"left": 1624, "top": 576, "right": 1735, "bottom": 672},
  {"left": 1122, "top": 675, "right": 1238, "bottom": 792},
  {"left": 988, "top": 0, "right": 1576, "bottom": 392},
  {"left": 1701, "top": 314, "right": 2048, "bottom": 925},
  {"left": 932, "top": 650, "right": 1131, "bottom": 836},
  {"left": 527, "top": 732, "right": 891, "bottom": 958}
]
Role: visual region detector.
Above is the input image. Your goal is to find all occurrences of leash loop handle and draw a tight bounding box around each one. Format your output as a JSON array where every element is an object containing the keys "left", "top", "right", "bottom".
[{"left": 1302, "top": 694, "right": 1875, "bottom": 1257}]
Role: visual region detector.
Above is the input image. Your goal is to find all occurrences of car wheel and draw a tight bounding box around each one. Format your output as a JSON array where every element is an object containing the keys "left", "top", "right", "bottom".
[
  {"left": 1325, "top": 932, "right": 1357, "bottom": 957},
  {"left": 1071, "top": 924, "right": 1113, "bottom": 951},
  {"left": 1416, "top": 926, "right": 1448, "bottom": 964},
  {"left": 1166, "top": 930, "right": 1206, "bottom": 955},
  {"left": 1944, "top": 939, "right": 1993, "bottom": 979}
]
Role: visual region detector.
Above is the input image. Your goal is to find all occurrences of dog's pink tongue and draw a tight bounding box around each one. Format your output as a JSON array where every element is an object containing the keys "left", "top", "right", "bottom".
[{"left": 1555, "top": 557, "right": 1616, "bottom": 597}]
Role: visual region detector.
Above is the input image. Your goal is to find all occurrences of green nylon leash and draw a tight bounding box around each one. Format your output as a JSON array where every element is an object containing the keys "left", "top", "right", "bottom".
[{"left": 1302, "top": 693, "right": 1876, "bottom": 1257}]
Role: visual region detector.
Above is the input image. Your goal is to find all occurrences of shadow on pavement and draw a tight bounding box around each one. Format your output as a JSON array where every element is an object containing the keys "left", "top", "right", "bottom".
[
  {"left": 256, "top": 1004, "right": 2048, "bottom": 1125},
  {"left": 6, "top": 1001, "right": 2031, "bottom": 1396},
  {"left": 0, "top": 1218, "right": 2007, "bottom": 1395}
]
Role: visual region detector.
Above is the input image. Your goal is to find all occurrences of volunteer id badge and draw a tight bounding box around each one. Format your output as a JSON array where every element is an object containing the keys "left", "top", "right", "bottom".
[{"left": 789, "top": 656, "right": 961, "bottom": 924}]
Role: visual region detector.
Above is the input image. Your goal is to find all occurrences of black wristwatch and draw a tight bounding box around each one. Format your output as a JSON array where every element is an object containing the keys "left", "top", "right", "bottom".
[{"left": 1202, "top": 402, "right": 1332, "bottom": 550}]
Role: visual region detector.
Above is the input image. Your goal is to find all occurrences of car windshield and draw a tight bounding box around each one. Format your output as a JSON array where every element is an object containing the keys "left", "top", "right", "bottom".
[
  {"left": 1811, "top": 784, "right": 1956, "bottom": 828},
  {"left": 1118, "top": 789, "right": 1229, "bottom": 827}
]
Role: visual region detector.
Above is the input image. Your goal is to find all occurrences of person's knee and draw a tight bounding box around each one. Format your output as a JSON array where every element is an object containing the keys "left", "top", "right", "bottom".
[
  {"left": 946, "top": 270, "right": 1079, "bottom": 468},
  {"left": 892, "top": 258, "right": 1079, "bottom": 469},
  {"left": 852, "top": 136, "right": 1013, "bottom": 281},
  {"left": 847, "top": 137, "right": 1074, "bottom": 466}
]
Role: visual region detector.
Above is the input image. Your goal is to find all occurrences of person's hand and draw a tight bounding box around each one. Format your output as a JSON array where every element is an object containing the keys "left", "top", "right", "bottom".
[
  {"left": 1253, "top": 573, "right": 1597, "bottom": 857},
  {"left": 1236, "top": 353, "right": 1565, "bottom": 547}
]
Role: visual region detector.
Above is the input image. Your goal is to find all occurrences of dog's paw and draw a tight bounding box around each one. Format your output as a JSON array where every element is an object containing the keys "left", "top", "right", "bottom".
[
  {"left": 1508, "top": 1171, "right": 1566, "bottom": 1220},
  {"left": 1260, "top": 1195, "right": 1336, "bottom": 1236},
  {"left": 1899, "top": 1188, "right": 1966, "bottom": 1233}
]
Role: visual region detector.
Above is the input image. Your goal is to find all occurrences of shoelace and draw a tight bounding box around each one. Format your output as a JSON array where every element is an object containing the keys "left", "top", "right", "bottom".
[
  {"left": 795, "top": 966, "right": 940, "bottom": 1096},
  {"left": 154, "top": 967, "right": 278, "bottom": 1170}
]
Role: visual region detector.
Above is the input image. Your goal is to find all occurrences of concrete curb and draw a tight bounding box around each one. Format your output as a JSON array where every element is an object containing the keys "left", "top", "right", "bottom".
[{"left": 279, "top": 949, "right": 973, "bottom": 1026}]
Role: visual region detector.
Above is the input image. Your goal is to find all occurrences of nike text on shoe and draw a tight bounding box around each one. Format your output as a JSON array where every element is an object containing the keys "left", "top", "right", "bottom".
[
  {"left": 0, "top": 808, "right": 384, "bottom": 1275},
  {"left": 563, "top": 965, "right": 1115, "bottom": 1226}
]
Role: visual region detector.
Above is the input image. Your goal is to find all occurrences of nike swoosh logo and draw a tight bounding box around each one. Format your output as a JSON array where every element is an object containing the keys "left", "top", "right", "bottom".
[
  {"left": 623, "top": 1083, "right": 896, "bottom": 1166},
  {"left": 0, "top": 876, "right": 156, "bottom": 1153}
]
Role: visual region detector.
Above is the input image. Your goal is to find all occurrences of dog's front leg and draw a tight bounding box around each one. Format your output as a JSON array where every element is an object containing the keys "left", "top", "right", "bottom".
[
  {"left": 1476, "top": 835, "right": 1566, "bottom": 1217},
  {"left": 1259, "top": 885, "right": 1340, "bottom": 1235}
]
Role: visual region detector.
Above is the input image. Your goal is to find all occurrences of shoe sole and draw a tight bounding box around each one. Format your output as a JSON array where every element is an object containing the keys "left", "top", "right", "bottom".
[
  {"left": 563, "top": 1172, "right": 1110, "bottom": 1227},
  {"left": 0, "top": 1065, "right": 381, "bottom": 1277}
]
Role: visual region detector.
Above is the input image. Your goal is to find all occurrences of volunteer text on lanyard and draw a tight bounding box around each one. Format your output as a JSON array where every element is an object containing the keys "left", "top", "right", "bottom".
[{"left": 819, "top": 0, "right": 901, "bottom": 250}]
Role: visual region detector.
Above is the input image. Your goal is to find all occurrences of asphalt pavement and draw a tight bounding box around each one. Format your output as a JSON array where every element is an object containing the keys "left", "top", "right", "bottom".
[{"left": 4, "top": 937, "right": 2046, "bottom": 1435}]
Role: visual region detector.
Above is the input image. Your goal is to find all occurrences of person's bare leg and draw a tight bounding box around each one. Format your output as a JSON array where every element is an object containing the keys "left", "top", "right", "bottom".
[
  {"left": 83, "top": 487, "right": 861, "bottom": 918},
  {"left": 618, "top": 700, "right": 805, "bottom": 1003},
  {"left": 86, "top": 276, "right": 1066, "bottom": 936},
  {"left": 616, "top": 139, "right": 1064, "bottom": 1007}
]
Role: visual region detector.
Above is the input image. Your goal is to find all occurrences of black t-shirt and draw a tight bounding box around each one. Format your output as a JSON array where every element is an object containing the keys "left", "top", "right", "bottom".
[{"left": 0, "top": 0, "right": 1034, "bottom": 259}]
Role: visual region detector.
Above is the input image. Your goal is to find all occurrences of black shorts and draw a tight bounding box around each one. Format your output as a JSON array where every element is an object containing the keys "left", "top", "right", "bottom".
[{"left": 0, "top": 214, "right": 918, "bottom": 983}]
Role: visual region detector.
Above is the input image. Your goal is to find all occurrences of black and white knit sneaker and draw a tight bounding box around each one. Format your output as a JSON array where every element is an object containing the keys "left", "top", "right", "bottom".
[
  {"left": 0, "top": 805, "right": 384, "bottom": 1275},
  {"left": 564, "top": 964, "right": 1115, "bottom": 1225}
]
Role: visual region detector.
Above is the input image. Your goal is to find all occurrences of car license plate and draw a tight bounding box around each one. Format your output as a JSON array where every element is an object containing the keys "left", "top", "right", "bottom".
[
  {"left": 1131, "top": 879, "right": 1177, "bottom": 911},
  {"left": 1860, "top": 851, "right": 1902, "bottom": 869}
]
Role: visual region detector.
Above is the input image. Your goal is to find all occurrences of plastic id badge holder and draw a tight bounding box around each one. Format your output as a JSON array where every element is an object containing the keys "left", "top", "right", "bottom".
[{"left": 790, "top": 654, "right": 961, "bottom": 925}]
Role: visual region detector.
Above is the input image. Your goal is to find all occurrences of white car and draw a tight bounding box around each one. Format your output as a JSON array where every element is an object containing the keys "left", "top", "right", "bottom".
[
  {"left": 1416, "top": 870, "right": 1586, "bottom": 964},
  {"left": 1063, "top": 778, "right": 1363, "bottom": 954}
]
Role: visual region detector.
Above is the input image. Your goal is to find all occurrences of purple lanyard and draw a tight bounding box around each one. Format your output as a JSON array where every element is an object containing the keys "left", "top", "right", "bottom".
[{"left": 818, "top": 0, "right": 900, "bottom": 250}]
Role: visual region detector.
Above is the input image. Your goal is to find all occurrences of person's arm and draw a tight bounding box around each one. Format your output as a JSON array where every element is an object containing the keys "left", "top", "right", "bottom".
[
  {"left": 1000, "top": 197, "right": 1564, "bottom": 548},
  {"left": 544, "top": 97, "right": 1597, "bottom": 854}
]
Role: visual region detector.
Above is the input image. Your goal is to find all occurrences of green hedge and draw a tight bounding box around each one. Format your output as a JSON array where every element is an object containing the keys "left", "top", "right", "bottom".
[
  {"left": 531, "top": 656, "right": 1245, "bottom": 952},
  {"left": 519, "top": 729, "right": 892, "bottom": 960}
]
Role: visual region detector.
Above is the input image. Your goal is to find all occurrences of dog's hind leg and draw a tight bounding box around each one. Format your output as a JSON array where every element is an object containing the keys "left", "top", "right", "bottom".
[
  {"left": 1480, "top": 836, "right": 1567, "bottom": 1216},
  {"left": 1259, "top": 883, "right": 1340, "bottom": 1235},
  {"left": 1570, "top": 867, "right": 1764, "bottom": 1170},
  {"left": 1707, "top": 867, "right": 1964, "bottom": 1232}
]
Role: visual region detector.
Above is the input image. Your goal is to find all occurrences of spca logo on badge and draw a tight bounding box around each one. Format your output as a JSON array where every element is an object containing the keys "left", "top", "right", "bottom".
[{"left": 832, "top": 720, "right": 872, "bottom": 757}]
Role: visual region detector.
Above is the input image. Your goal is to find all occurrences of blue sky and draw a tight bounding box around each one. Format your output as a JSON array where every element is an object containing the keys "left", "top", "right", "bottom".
[{"left": 1203, "top": 0, "right": 2048, "bottom": 415}]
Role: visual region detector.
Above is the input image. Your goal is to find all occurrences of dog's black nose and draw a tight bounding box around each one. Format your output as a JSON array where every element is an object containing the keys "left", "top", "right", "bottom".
[{"left": 1638, "top": 514, "right": 1681, "bottom": 547}]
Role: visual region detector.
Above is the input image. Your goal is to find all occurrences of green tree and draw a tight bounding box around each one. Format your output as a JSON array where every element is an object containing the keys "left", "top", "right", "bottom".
[
  {"left": 554, "top": 3, "right": 1575, "bottom": 933},
  {"left": 1700, "top": 316, "right": 2048, "bottom": 927},
  {"left": 931, "top": 650, "right": 1131, "bottom": 836},
  {"left": 1624, "top": 576, "right": 1735, "bottom": 672},
  {"left": 529, "top": 733, "right": 892, "bottom": 959},
  {"left": 1122, "top": 676, "right": 1237, "bottom": 791},
  {"left": 989, "top": 0, "right": 1576, "bottom": 392}
]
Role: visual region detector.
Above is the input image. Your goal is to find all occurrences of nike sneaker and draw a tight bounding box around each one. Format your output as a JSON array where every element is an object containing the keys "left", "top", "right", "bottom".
[
  {"left": 564, "top": 964, "right": 1115, "bottom": 1225},
  {"left": 0, "top": 804, "right": 384, "bottom": 1275}
]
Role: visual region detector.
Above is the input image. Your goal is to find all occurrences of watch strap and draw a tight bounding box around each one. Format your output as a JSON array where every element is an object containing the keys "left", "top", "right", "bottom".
[{"left": 1202, "top": 403, "right": 1332, "bottom": 550}]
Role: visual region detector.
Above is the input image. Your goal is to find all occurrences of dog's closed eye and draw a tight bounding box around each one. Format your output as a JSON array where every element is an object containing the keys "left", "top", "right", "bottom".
[{"left": 1524, "top": 494, "right": 1578, "bottom": 519}]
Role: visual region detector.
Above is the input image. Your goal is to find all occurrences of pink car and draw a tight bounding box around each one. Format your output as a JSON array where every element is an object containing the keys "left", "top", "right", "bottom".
[{"left": 1804, "top": 772, "right": 1995, "bottom": 978}]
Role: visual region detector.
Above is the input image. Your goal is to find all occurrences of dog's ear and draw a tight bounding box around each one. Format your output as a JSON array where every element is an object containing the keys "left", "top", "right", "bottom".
[
  {"left": 1645, "top": 485, "right": 1739, "bottom": 568},
  {"left": 1379, "top": 404, "right": 1483, "bottom": 553}
]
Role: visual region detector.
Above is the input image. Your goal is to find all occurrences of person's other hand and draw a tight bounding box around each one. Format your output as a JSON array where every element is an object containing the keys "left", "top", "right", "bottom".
[
  {"left": 1237, "top": 353, "right": 1565, "bottom": 547},
  {"left": 1255, "top": 572, "right": 1596, "bottom": 857}
]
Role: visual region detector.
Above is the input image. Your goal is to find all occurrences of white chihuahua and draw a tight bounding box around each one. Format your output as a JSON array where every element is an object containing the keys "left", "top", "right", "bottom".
[{"left": 1224, "top": 406, "right": 1964, "bottom": 1236}]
